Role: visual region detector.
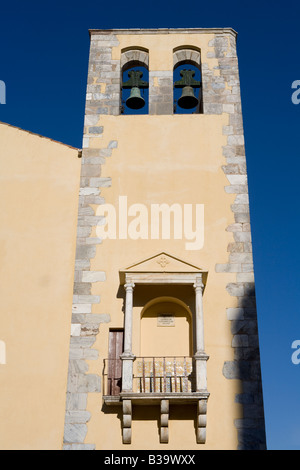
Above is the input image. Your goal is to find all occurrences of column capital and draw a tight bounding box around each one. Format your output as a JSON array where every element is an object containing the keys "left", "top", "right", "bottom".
[
  {"left": 120, "top": 352, "right": 136, "bottom": 361},
  {"left": 193, "top": 279, "right": 204, "bottom": 292},
  {"left": 194, "top": 351, "right": 209, "bottom": 361},
  {"left": 124, "top": 281, "right": 135, "bottom": 291}
]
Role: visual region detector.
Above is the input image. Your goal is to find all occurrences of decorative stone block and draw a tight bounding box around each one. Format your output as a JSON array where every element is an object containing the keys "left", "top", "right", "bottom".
[
  {"left": 72, "top": 304, "right": 92, "bottom": 314},
  {"left": 65, "top": 410, "right": 91, "bottom": 424},
  {"left": 64, "top": 424, "right": 87, "bottom": 444},
  {"left": 81, "top": 271, "right": 106, "bottom": 282},
  {"left": 196, "top": 399, "right": 207, "bottom": 444},
  {"left": 160, "top": 427, "right": 169, "bottom": 444},
  {"left": 226, "top": 308, "right": 245, "bottom": 321},
  {"left": 122, "top": 428, "right": 131, "bottom": 445},
  {"left": 71, "top": 324, "right": 81, "bottom": 336}
]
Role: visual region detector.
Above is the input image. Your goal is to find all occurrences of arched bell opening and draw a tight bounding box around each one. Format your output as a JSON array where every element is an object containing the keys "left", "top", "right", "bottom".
[
  {"left": 173, "top": 47, "right": 202, "bottom": 114},
  {"left": 120, "top": 49, "right": 149, "bottom": 115}
]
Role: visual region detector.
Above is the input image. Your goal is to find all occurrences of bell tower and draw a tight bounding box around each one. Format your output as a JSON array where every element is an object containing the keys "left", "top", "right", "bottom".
[{"left": 63, "top": 28, "right": 266, "bottom": 451}]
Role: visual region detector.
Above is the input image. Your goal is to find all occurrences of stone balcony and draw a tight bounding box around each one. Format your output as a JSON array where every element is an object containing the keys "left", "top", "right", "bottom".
[
  {"left": 102, "top": 355, "right": 209, "bottom": 444},
  {"left": 103, "top": 356, "right": 209, "bottom": 405}
]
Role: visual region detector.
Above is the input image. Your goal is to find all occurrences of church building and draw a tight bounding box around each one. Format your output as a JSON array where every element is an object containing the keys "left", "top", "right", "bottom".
[{"left": 0, "top": 28, "right": 266, "bottom": 450}]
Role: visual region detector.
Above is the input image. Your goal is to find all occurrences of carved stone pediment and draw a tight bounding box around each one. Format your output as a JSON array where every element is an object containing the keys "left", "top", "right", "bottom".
[{"left": 119, "top": 251, "right": 207, "bottom": 286}]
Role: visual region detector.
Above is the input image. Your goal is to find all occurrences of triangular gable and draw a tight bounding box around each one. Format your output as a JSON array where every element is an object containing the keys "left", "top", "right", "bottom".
[{"left": 120, "top": 252, "right": 205, "bottom": 277}]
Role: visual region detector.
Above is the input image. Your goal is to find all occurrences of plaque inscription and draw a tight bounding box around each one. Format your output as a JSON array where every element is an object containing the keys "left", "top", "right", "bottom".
[{"left": 157, "top": 314, "right": 175, "bottom": 327}]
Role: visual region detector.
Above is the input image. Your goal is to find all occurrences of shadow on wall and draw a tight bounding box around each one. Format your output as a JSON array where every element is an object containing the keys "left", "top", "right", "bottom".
[{"left": 223, "top": 283, "right": 267, "bottom": 450}]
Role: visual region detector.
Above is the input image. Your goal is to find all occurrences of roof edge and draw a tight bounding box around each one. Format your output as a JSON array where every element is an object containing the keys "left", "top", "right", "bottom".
[
  {"left": 0, "top": 121, "right": 81, "bottom": 154},
  {"left": 89, "top": 27, "right": 238, "bottom": 37}
]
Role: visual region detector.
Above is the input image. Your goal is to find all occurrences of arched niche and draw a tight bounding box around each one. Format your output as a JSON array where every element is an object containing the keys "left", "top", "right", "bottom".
[{"left": 140, "top": 296, "right": 193, "bottom": 357}]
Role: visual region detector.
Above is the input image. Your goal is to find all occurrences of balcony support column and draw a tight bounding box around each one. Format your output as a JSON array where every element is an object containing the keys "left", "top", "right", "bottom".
[
  {"left": 193, "top": 276, "right": 209, "bottom": 392},
  {"left": 120, "top": 280, "right": 135, "bottom": 392}
]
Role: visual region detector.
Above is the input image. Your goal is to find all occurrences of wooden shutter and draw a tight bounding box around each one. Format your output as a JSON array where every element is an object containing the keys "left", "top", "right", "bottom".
[{"left": 107, "top": 329, "right": 124, "bottom": 395}]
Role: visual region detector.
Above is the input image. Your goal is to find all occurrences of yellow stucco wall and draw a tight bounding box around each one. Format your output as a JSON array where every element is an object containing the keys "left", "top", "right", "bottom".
[
  {"left": 0, "top": 123, "right": 81, "bottom": 450},
  {"left": 83, "top": 114, "right": 242, "bottom": 449}
]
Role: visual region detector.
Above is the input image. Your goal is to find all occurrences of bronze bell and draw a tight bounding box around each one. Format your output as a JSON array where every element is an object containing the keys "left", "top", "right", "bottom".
[
  {"left": 126, "top": 86, "right": 145, "bottom": 110},
  {"left": 177, "top": 85, "right": 199, "bottom": 109}
]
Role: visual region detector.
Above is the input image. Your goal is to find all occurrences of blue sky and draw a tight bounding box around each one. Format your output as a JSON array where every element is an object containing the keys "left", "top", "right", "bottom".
[{"left": 1, "top": 0, "right": 300, "bottom": 450}]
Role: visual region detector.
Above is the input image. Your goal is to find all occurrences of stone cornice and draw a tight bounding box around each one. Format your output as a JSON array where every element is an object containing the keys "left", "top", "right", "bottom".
[{"left": 89, "top": 27, "right": 238, "bottom": 38}]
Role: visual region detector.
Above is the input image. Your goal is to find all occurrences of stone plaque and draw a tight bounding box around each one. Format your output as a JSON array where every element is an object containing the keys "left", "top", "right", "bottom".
[{"left": 157, "top": 314, "right": 175, "bottom": 327}]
